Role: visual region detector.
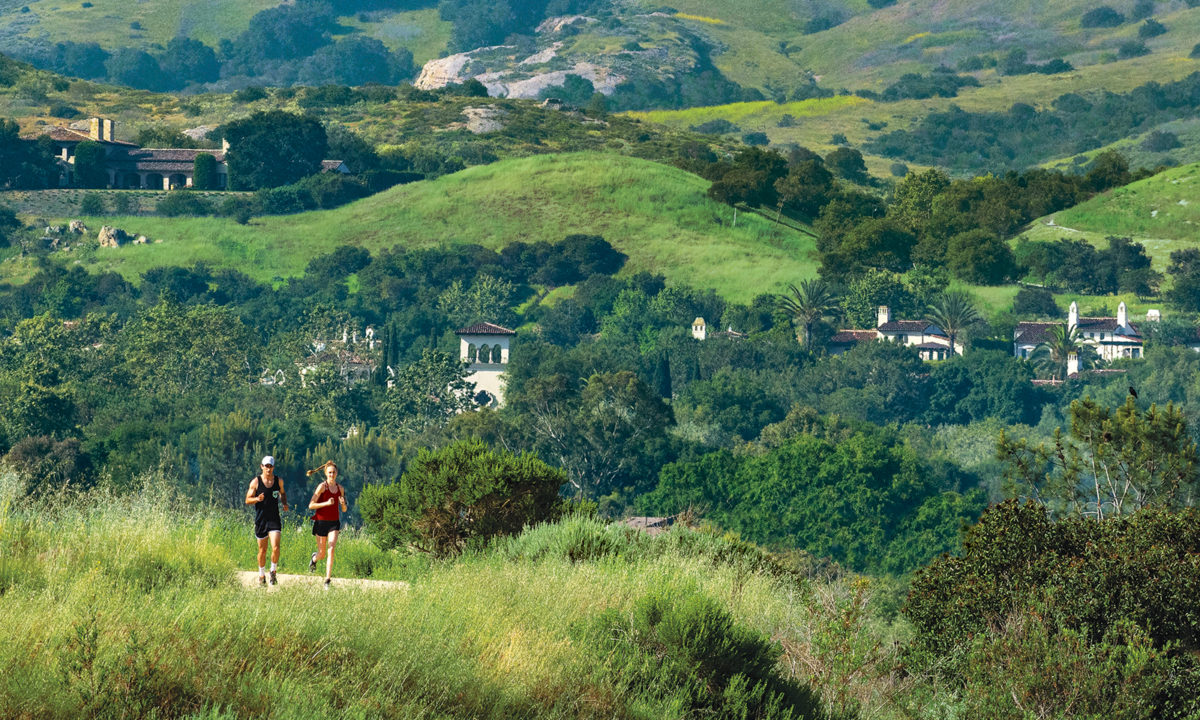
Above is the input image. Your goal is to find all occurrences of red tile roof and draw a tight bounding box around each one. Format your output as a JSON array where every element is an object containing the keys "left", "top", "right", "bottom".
[
  {"left": 39, "top": 126, "right": 137, "bottom": 146},
  {"left": 1015, "top": 319, "right": 1142, "bottom": 345},
  {"left": 878, "top": 320, "right": 947, "bottom": 337},
  {"left": 456, "top": 322, "right": 516, "bottom": 336}
]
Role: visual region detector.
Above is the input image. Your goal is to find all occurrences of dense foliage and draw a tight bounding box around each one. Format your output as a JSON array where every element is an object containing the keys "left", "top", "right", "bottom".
[
  {"left": 906, "top": 501, "right": 1200, "bottom": 718},
  {"left": 359, "top": 439, "right": 566, "bottom": 555},
  {"left": 868, "top": 73, "right": 1200, "bottom": 172}
]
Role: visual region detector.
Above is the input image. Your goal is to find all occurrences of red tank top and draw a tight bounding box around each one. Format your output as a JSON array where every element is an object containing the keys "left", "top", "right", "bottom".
[{"left": 314, "top": 483, "right": 342, "bottom": 521}]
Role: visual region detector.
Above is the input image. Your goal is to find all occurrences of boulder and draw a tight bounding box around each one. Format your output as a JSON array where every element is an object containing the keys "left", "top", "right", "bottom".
[
  {"left": 97, "top": 226, "right": 131, "bottom": 248},
  {"left": 68, "top": 220, "right": 87, "bottom": 234}
]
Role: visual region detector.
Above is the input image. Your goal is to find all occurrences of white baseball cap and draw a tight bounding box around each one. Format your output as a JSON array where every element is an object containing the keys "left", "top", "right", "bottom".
[{"left": 261, "top": 456, "right": 275, "bottom": 466}]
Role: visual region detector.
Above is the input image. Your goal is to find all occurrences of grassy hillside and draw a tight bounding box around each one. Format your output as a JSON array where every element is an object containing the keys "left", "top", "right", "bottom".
[
  {"left": 1022, "top": 160, "right": 1200, "bottom": 267},
  {"left": 11, "top": 153, "right": 817, "bottom": 303},
  {"left": 0, "top": 0, "right": 452, "bottom": 66},
  {"left": 0, "top": 479, "right": 910, "bottom": 718}
]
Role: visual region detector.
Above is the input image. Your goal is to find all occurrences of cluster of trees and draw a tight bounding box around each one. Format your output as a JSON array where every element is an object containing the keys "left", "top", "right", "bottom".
[
  {"left": 1014, "top": 234, "right": 1159, "bottom": 296},
  {"left": 866, "top": 70, "right": 980, "bottom": 102},
  {"left": 15, "top": 1, "right": 416, "bottom": 91},
  {"left": 689, "top": 139, "right": 1140, "bottom": 288},
  {"left": 867, "top": 73, "right": 1200, "bottom": 172}
]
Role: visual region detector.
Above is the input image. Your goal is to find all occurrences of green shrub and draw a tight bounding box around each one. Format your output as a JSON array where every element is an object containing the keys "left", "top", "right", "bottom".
[
  {"left": 580, "top": 589, "right": 823, "bottom": 720},
  {"left": 192, "top": 153, "right": 218, "bottom": 190},
  {"left": 232, "top": 86, "right": 267, "bottom": 103},
  {"left": 904, "top": 500, "right": 1200, "bottom": 718},
  {"left": 156, "top": 191, "right": 213, "bottom": 217},
  {"left": 79, "top": 192, "right": 105, "bottom": 215},
  {"left": 110, "top": 192, "right": 136, "bottom": 215},
  {"left": 359, "top": 439, "right": 566, "bottom": 556},
  {"left": 1117, "top": 40, "right": 1150, "bottom": 59}
]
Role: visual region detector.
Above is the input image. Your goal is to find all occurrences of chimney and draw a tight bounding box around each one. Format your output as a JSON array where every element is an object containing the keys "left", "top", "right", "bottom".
[
  {"left": 877, "top": 306, "right": 891, "bottom": 328},
  {"left": 1068, "top": 301, "right": 1078, "bottom": 331},
  {"left": 102, "top": 118, "right": 114, "bottom": 142},
  {"left": 88, "top": 117, "right": 101, "bottom": 140},
  {"left": 1067, "top": 351, "right": 1079, "bottom": 377},
  {"left": 1117, "top": 301, "right": 1127, "bottom": 328},
  {"left": 692, "top": 317, "right": 706, "bottom": 341}
]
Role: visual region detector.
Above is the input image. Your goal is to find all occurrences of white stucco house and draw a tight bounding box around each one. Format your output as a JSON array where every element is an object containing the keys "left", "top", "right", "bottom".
[
  {"left": 456, "top": 322, "right": 516, "bottom": 407},
  {"left": 1014, "top": 301, "right": 1151, "bottom": 361},
  {"left": 829, "top": 306, "right": 960, "bottom": 361}
]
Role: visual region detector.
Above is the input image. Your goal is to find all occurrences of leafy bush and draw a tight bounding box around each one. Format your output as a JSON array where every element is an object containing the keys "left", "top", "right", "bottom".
[
  {"left": 79, "top": 193, "right": 105, "bottom": 215},
  {"left": 905, "top": 501, "right": 1200, "bottom": 717},
  {"left": 1081, "top": 6, "right": 1125, "bottom": 27},
  {"left": 156, "top": 191, "right": 213, "bottom": 217},
  {"left": 359, "top": 439, "right": 566, "bottom": 556},
  {"left": 691, "top": 118, "right": 738, "bottom": 135},
  {"left": 743, "top": 132, "right": 769, "bottom": 146},
  {"left": 1117, "top": 40, "right": 1150, "bottom": 59},
  {"left": 110, "top": 192, "right": 135, "bottom": 215},
  {"left": 233, "top": 86, "right": 267, "bottom": 103},
  {"left": 1139, "top": 18, "right": 1167, "bottom": 38},
  {"left": 1192, "top": 43, "right": 1200, "bottom": 59},
  {"left": 1142, "top": 129, "right": 1181, "bottom": 152},
  {"left": 580, "top": 590, "right": 823, "bottom": 720}
]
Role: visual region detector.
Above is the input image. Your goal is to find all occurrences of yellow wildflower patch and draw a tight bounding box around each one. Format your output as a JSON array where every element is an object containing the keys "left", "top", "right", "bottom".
[
  {"left": 903, "top": 31, "right": 930, "bottom": 44},
  {"left": 675, "top": 12, "right": 726, "bottom": 25}
]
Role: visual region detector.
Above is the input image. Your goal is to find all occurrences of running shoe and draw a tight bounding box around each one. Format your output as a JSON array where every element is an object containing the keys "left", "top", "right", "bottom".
[
  {"left": 323, "top": 578, "right": 331, "bottom": 590},
  {"left": 309, "top": 552, "right": 318, "bottom": 572},
  {"left": 270, "top": 570, "right": 277, "bottom": 585},
  {"left": 259, "top": 574, "right": 267, "bottom": 586}
]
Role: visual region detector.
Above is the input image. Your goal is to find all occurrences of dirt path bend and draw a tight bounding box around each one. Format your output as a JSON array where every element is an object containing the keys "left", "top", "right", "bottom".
[{"left": 236, "top": 571, "right": 409, "bottom": 591}]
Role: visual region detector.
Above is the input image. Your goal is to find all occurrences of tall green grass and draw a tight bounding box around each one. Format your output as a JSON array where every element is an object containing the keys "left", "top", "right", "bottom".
[{"left": 0, "top": 470, "right": 936, "bottom": 718}]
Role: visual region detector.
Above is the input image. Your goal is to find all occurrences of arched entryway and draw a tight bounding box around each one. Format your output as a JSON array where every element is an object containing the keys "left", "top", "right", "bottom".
[{"left": 146, "top": 173, "right": 164, "bottom": 189}]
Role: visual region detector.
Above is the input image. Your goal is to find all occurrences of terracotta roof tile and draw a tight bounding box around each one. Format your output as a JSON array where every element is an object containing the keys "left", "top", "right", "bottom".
[{"left": 878, "top": 320, "right": 947, "bottom": 336}]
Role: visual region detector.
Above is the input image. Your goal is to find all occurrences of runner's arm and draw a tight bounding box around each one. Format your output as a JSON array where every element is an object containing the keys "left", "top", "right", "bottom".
[
  {"left": 338, "top": 484, "right": 348, "bottom": 511},
  {"left": 279, "top": 478, "right": 289, "bottom": 512},
  {"left": 245, "top": 478, "right": 261, "bottom": 505},
  {"left": 308, "top": 484, "right": 326, "bottom": 511}
]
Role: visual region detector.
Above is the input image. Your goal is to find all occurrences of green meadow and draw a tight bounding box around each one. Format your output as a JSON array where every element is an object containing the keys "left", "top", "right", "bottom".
[{"left": 4, "top": 153, "right": 818, "bottom": 304}]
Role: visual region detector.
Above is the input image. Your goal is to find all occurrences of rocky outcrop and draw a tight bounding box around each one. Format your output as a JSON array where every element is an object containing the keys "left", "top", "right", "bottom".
[
  {"left": 68, "top": 220, "right": 87, "bottom": 234},
  {"left": 535, "top": 15, "right": 596, "bottom": 34},
  {"left": 414, "top": 46, "right": 512, "bottom": 89},
  {"left": 501, "top": 63, "right": 624, "bottom": 99},
  {"left": 97, "top": 226, "right": 131, "bottom": 248},
  {"left": 460, "top": 106, "right": 506, "bottom": 133}
]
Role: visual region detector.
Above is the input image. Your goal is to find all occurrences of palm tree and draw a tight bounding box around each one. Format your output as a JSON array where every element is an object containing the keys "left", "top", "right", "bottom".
[
  {"left": 776, "top": 279, "right": 841, "bottom": 347},
  {"left": 926, "top": 290, "right": 981, "bottom": 357},
  {"left": 1032, "top": 323, "right": 1095, "bottom": 380}
]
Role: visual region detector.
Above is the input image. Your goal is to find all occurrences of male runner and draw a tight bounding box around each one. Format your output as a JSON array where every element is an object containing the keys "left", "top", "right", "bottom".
[{"left": 246, "top": 455, "right": 288, "bottom": 585}]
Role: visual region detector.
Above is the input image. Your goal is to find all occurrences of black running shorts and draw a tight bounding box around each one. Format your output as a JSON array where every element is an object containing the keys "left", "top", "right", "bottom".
[
  {"left": 254, "top": 519, "right": 282, "bottom": 540},
  {"left": 312, "top": 519, "right": 341, "bottom": 536}
]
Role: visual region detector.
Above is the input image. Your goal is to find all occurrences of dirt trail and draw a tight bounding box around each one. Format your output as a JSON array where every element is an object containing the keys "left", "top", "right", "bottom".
[{"left": 236, "top": 571, "right": 408, "bottom": 591}]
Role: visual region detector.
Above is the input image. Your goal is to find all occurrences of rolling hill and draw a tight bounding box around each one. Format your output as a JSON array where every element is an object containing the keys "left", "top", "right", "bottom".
[
  {"left": 1024, "top": 159, "right": 1200, "bottom": 268},
  {"left": 13, "top": 152, "right": 817, "bottom": 303}
]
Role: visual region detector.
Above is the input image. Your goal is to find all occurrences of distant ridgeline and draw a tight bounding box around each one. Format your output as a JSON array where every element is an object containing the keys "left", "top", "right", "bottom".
[
  {"left": 0, "top": 0, "right": 760, "bottom": 111},
  {"left": 867, "top": 72, "right": 1200, "bottom": 173}
]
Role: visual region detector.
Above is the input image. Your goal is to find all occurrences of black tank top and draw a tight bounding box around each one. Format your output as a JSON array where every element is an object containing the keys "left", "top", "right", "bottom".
[{"left": 254, "top": 475, "right": 282, "bottom": 525}]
